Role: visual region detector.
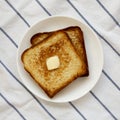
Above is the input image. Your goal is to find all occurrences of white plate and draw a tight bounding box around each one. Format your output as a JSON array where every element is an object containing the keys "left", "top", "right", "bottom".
[{"left": 17, "top": 16, "right": 103, "bottom": 103}]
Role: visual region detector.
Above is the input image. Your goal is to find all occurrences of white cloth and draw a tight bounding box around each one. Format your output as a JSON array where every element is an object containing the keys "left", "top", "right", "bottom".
[{"left": 0, "top": 0, "right": 120, "bottom": 120}]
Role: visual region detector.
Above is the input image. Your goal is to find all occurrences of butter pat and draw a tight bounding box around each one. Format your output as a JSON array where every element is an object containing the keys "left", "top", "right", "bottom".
[{"left": 46, "top": 56, "right": 60, "bottom": 70}]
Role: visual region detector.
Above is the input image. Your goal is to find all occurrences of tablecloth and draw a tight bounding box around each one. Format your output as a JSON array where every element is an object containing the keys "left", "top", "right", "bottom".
[{"left": 0, "top": 0, "right": 120, "bottom": 120}]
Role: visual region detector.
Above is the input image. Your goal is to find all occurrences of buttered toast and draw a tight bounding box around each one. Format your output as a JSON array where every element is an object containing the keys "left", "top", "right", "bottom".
[
  {"left": 22, "top": 31, "right": 86, "bottom": 98},
  {"left": 31, "top": 26, "right": 89, "bottom": 76}
]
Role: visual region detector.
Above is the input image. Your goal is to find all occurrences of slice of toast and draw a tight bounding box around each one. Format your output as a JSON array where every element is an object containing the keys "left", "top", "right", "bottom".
[
  {"left": 22, "top": 31, "right": 85, "bottom": 98},
  {"left": 31, "top": 26, "right": 89, "bottom": 76}
]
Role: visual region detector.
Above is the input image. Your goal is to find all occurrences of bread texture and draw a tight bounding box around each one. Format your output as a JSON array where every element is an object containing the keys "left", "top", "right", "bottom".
[
  {"left": 22, "top": 31, "right": 85, "bottom": 98},
  {"left": 31, "top": 26, "right": 89, "bottom": 76}
]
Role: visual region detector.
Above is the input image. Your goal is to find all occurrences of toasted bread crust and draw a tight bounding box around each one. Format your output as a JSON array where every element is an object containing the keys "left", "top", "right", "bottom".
[
  {"left": 22, "top": 31, "right": 85, "bottom": 98},
  {"left": 31, "top": 32, "right": 51, "bottom": 45}
]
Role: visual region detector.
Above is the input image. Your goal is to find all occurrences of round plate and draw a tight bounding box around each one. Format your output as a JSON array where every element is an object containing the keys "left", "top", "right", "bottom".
[{"left": 17, "top": 16, "right": 103, "bottom": 103}]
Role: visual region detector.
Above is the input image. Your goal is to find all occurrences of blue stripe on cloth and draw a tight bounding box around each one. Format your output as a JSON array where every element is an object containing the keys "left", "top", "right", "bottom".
[
  {"left": 102, "top": 70, "right": 120, "bottom": 91},
  {"left": 90, "top": 91, "right": 118, "bottom": 120},
  {"left": 96, "top": 0, "right": 120, "bottom": 27},
  {"left": 0, "top": 93, "right": 26, "bottom": 120},
  {"left": 0, "top": 27, "right": 18, "bottom": 48},
  {"left": 69, "top": 102, "right": 87, "bottom": 120},
  {"left": 35, "top": 0, "right": 52, "bottom": 16},
  {"left": 0, "top": 61, "right": 56, "bottom": 120},
  {"left": 5, "top": 0, "right": 30, "bottom": 27},
  {"left": 67, "top": 0, "right": 120, "bottom": 56}
]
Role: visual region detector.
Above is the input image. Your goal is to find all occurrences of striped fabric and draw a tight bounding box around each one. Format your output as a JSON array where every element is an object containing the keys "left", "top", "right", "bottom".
[{"left": 0, "top": 0, "right": 120, "bottom": 120}]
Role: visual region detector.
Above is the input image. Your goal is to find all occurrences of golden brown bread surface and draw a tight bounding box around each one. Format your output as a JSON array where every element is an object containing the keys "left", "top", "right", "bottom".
[
  {"left": 22, "top": 31, "right": 86, "bottom": 98},
  {"left": 31, "top": 26, "right": 89, "bottom": 76}
]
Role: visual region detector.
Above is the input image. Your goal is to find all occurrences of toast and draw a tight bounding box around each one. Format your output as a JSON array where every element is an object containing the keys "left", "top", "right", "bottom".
[
  {"left": 31, "top": 26, "right": 89, "bottom": 76},
  {"left": 22, "top": 31, "right": 85, "bottom": 98}
]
